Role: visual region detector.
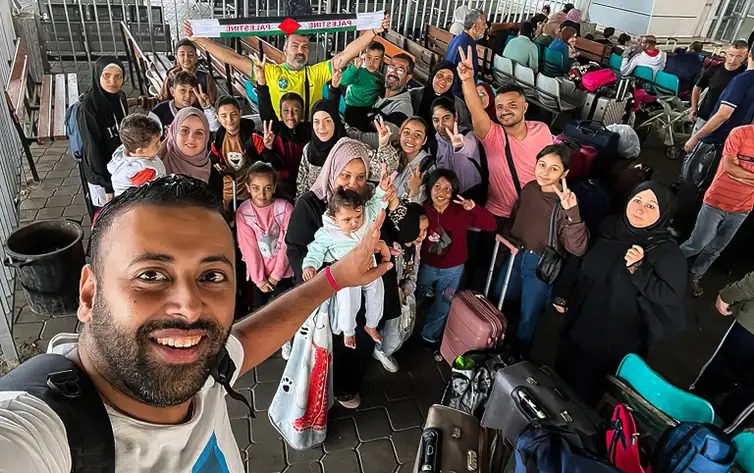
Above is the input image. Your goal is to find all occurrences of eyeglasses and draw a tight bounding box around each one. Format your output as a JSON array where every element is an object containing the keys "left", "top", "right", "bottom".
[{"left": 387, "top": 64, "right": 407, "bottom": 74}]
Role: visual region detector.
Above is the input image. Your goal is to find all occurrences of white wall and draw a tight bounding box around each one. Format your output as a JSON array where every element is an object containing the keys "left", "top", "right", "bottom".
[{"left": 588, "top": 0, "right": 714, "bottom": 37}]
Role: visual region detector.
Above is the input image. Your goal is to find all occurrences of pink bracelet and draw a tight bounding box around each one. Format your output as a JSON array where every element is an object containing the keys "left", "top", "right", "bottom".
[{"left": 325, "top": 266, "right": 341, "bottom": 291}]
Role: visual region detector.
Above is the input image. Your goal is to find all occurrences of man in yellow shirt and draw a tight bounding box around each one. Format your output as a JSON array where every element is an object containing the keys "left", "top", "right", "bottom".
[{"left": 184, "top": 16, "right": 389, "bottom": 118}]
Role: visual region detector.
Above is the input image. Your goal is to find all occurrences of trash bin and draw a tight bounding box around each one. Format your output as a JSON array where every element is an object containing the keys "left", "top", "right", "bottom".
[{"left": 4, "top": 220, "right": 85, "bottom": 315}]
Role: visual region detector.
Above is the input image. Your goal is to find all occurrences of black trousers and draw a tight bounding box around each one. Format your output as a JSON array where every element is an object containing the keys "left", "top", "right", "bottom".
[
  {"left": 332, "top": 311, "right": 376, "bottom": 397},
  {"left": 466, "top": 216, "right": 510, "bottom": 292},
  {"left": 251, "top": 277, "right": 294, "bottom": 310},
  {"left": 691, "top": 321, "right": 754, "bottom": 425}
]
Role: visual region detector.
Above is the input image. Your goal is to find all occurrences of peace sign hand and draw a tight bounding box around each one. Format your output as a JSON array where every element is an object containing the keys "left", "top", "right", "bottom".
[
  {"left": 445, "top": 122, "right": 465, "bottom": 150},
  {"left": 331, "top": 67, "right": 343, "bottom": 88},
  {"left": 453, "top": 194, "right": 475, "bottom": 211},
  {"left": 407, "top": 165, "right": 423, "bottom": 198},
  {"left": 374, "top": 115, "right": 392, "bottom": 148},
  {"left": 553, "top": 177, "right": 577, "bottom": 210},
  {"left": 193, "top": 84, "right": 211, "bottom": 109},
  {"left": 456, "top": 46, "right": 475, "bottom": 82},
  {"left": 378, "top": 162, "right": 398, "bottom": 193},
  {"left": 252, "top": 53, "right": 267, "bottom": 86},
  {"left": 262, "top": 120, "right": 275, "bottom": 150}
]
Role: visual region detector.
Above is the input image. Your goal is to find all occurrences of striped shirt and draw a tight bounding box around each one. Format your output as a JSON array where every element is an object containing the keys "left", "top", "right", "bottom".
[{"left": 704, "top": 125, "right": 754, "bottom": 213}]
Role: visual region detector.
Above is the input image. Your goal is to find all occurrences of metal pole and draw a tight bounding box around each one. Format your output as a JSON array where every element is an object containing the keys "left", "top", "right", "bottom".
[
  {"left": 61, "top": 0, "right": 78, "bottom": 67},
  {"left": 75, "top": 0, "right": 91, "bottom": 65},
  {"left": 146, "top": 0, "right": 156, "bottom": 54},
  {"left": 91, "top": 0, "right": 104, "bottom": 55},
  {"left": 46, "top": 2, "right": 66, "bottom": 72},
  {"left": 105, "top": 0, "right": 118, "bottom": 56},
  {"left": 173, "top": 0, "right": 180, "bottom": 42}
]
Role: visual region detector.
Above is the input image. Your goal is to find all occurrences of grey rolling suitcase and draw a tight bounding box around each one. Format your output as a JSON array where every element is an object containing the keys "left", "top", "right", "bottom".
[
  {"left": 581, "top": 93, "right": 628, "bottom": 126},
  {"left": 480, "top": 361, "right": 604, "bottom": 450}
]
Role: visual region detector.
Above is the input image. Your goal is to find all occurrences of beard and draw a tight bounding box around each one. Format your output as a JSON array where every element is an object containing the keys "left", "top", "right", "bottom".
[{"left": 87, "top": 292, "right": 230, "bottom": 407}]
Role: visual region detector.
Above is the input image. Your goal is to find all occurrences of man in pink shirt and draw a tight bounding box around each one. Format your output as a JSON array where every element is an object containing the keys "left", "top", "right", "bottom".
[{"left": 456, "top": 46, "right": 553, "bottom": 289}]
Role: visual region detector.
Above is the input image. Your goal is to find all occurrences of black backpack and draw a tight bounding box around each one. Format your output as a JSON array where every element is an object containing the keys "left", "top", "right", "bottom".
[{"left": 0, "top": 349, "right": 252, "bottom": 471}]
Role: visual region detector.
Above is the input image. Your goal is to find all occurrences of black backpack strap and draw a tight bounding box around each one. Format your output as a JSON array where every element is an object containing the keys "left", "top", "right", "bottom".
[
  {"left": 0, "top": 354, "right": 115, "bottom": 473},
  {"left": 210, "top": 347, "right": 255, "bottom": 418},
  {"left": 502, "top": 127, "right": 521, "bottom": 195}
]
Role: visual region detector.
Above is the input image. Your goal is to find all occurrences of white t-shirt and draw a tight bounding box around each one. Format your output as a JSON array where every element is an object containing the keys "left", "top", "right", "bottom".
[{"left": 0, "top": 333, "right": 246, "bottom": 473}]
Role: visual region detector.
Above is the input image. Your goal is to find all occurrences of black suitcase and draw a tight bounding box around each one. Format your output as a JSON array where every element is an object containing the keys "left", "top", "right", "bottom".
[
  {"left": 480, "top": 361, "right": 605, "bottom": 452},
  {"left": 563, "top": 120, "right": 620, "bottom": 156}
]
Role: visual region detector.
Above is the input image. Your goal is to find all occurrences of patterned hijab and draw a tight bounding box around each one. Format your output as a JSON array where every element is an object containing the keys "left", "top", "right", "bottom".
[{"left": 309, "top": 137, "right": 370, "bottom": 201}]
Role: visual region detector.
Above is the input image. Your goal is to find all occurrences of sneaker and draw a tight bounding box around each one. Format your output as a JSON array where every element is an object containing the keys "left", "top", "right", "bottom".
[
  {"left": 336, "top": 393, "right": 361, "bottom": 409},
  {"left": 281, "top": 341, "right": 292, "bottom": 360},
  {"left": 373, "top": 348, "right": 399, "bottom": 373},
  {"left": 690, "top": 278, "right": 704, "bottom": 298}
]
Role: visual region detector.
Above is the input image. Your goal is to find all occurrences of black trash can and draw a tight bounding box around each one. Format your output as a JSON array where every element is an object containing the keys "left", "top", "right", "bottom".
[{"left": 4, "top": 220, "right": 85, "bottom": 315}]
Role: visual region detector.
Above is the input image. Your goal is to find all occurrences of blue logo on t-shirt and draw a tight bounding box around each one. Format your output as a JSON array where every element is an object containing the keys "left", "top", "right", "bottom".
[
  {"left": 192, "top": 433, "right": 230, "bottom": 473},
  {"left": 278, "top": 77, "right": 288, "bottom": 90}
]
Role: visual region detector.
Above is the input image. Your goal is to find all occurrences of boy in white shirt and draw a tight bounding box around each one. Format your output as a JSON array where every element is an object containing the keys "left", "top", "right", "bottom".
[{"left": 107, "top": 113, "right": 166, "bottom": 196}]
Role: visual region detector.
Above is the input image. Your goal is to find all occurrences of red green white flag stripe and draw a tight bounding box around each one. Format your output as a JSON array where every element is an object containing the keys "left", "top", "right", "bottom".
[{"left": 190, "top": 12, "right": 384, "bottom": 38}]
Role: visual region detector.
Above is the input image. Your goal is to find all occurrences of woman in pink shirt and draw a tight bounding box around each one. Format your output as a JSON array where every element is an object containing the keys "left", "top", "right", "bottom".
[{"left": 236, "top": 161, "right": 294, "bottom": 309}]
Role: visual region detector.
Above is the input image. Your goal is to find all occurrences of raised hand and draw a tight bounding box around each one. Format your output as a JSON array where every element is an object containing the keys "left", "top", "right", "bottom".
[
  {"left": 376, "top": 13, "right": 390, "bottom": 34},
  {"left": 183, "top": 19, "right": 194, "bottom": 39},
  {"left": 374, "top": 115, "right": 392, "bottom": 148},
  {"left": 262, "top": 120, "right": 275, "bottom": 150},
  {"left": 407, "top": 165, "right": 423, "bottom": 198},
  {"left": 329, "top": 210, "right": 393, "bottom": 288},
  {"left": 193, "top": 83, "right": 211, "bottom": 108},
  {"left": 252, "top": 53, "right": 267, "bottom": 86},
  {"left": 453, "top": 194, "right": 476, "bottom": 211},
  {"left": 353, "top": 52, "right": 364, "bottom": 69},
  {"left": 332, "top": 67, "right": 343, "bottom": 88},
  {"left": 624, "top": 245, "right": 645, "bottom": 268},
  {"left": 378, "top": 162, "right": 398, "bottom": 193},
  {"left": 445, "top": 122, "right": 465, "bottom": 150},
  {"left": 553, "top": 177, "right": 577, "bottom": 210},
  {"left": 456, "top": 46, "right": 475, "bottom": 82}
]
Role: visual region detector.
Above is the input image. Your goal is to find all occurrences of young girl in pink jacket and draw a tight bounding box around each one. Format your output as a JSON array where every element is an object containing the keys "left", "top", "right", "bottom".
[{"left": 236, "top": 161, "right": 294, "bottom": 309}]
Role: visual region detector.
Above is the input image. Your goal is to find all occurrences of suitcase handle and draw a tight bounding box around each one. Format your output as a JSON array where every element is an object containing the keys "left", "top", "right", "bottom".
[
  {"left": 514, "top": 388, "right": 547, "bottom": 421},
  {"left": 484, "top": 235, "right": 518, "bottom": 311}
]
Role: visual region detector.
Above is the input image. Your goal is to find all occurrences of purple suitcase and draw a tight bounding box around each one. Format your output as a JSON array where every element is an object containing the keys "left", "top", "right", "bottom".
[{"left": 440, "top": 238, "right": 515, "bottom": 365}]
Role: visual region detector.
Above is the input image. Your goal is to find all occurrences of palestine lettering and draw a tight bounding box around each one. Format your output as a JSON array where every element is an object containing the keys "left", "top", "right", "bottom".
[
  {"left": 226, "top": 24, "right": 273, "bottom": 32},
  {"left": 307, "top": 20, "right": 353, "bottom": 28}
]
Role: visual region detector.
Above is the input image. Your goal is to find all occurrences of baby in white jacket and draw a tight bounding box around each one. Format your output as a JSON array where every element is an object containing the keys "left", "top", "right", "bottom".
[
  {"left": 108, "top": 113, "right": 166, "bottom": 197},
  {"left": 302, "top": 178, "right": 394, "bottom": 349}
]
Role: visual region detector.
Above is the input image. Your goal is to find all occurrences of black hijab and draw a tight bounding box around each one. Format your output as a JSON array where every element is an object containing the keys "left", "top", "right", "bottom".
[
  {"left": 417, "top": 62, "right": 456, "bottom": 124},
  {"left": 88, "top": 56, "right": 127, "bottom": 120},
  {"left": 599, "top": 181, "right": 674, "bottom": 243},
  {"left": 306, "top": 99, "right": 346, "bottom": 167}
]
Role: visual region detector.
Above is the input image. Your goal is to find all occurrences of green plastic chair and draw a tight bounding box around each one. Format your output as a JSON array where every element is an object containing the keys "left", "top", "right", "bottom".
[
  {"left": 654, "top": 71, "right": 680, "bottom": 96},
  {"left": 609, "top": 53, "right": 622, "bottom": 72},
  {"left": 733, "top": 432, "right": 754, "bottom": 472},
  {"left": 616, "top": 354, "right": 715, "bottom": 424}
]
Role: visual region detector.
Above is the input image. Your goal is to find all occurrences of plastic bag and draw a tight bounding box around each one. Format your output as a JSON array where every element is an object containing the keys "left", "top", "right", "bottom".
[{"left": 606, "top": 124, "right": 641, "bottom": 159}]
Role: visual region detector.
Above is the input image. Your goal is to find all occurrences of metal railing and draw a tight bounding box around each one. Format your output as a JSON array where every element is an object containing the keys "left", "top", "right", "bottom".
[
  {"left": 0, "top": 2, "right": 26, "bottom": 363},
  {"left": 37, "top": 0, "right": 583, "bottom": 70}
]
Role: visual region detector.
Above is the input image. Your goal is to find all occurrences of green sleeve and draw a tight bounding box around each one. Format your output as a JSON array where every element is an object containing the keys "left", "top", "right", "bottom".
[
  {"left": 719, "top": 271, "right": 754, "bottom": 305},
  {"left": 340, "top": 64, "right": 359, "bottom": 86}
]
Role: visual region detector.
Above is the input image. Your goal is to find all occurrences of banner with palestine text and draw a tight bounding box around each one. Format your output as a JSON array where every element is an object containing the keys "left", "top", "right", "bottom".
[{"left": 190, "top": 12, "right": 384, "bottom": 38}]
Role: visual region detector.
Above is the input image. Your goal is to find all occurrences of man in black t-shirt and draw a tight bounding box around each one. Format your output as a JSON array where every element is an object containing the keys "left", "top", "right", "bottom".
[{"left": 690, "top": 41, "right": 748, "bottom": 134}]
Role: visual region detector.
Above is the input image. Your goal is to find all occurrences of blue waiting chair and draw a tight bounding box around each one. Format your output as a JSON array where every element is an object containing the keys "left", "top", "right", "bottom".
[
  {"left": 654, "top": 70, "right": 680, "bottom": 96},
  {"left": 733, "top": 432, "right": 754, "bottom": 472},
  {"left": 608, "top": 52, "right": 622, "bottom": 73},
  {"left": 616, "top": 354, "right": 716, "bottom": 424}
]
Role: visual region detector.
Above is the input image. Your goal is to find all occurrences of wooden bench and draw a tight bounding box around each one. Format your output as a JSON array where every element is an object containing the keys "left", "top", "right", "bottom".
[
  {"left": 4, "top": 39, "right": 79, "bottom": 182},
  {"left": 425, "top": 25, "right": 452, "bottom": 58},
  {"left": 574, "top": 37, "right": 612, "bottom": 65}
]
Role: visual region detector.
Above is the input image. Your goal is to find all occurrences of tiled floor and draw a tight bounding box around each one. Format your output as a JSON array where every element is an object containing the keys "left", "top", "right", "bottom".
[{"left": 3, "top": 132, "right": 749, "bottom": 472}]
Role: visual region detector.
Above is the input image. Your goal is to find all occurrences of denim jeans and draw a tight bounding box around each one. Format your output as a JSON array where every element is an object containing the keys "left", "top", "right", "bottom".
[
  {"left": 492, "top": 251, "right": 553, "bottom": 350},
  {"left": 680, "top": 204, "right": 749, "bottom": 279},
  {"left": 416, "top": 263, "right": 465, "bottom": 343}
]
